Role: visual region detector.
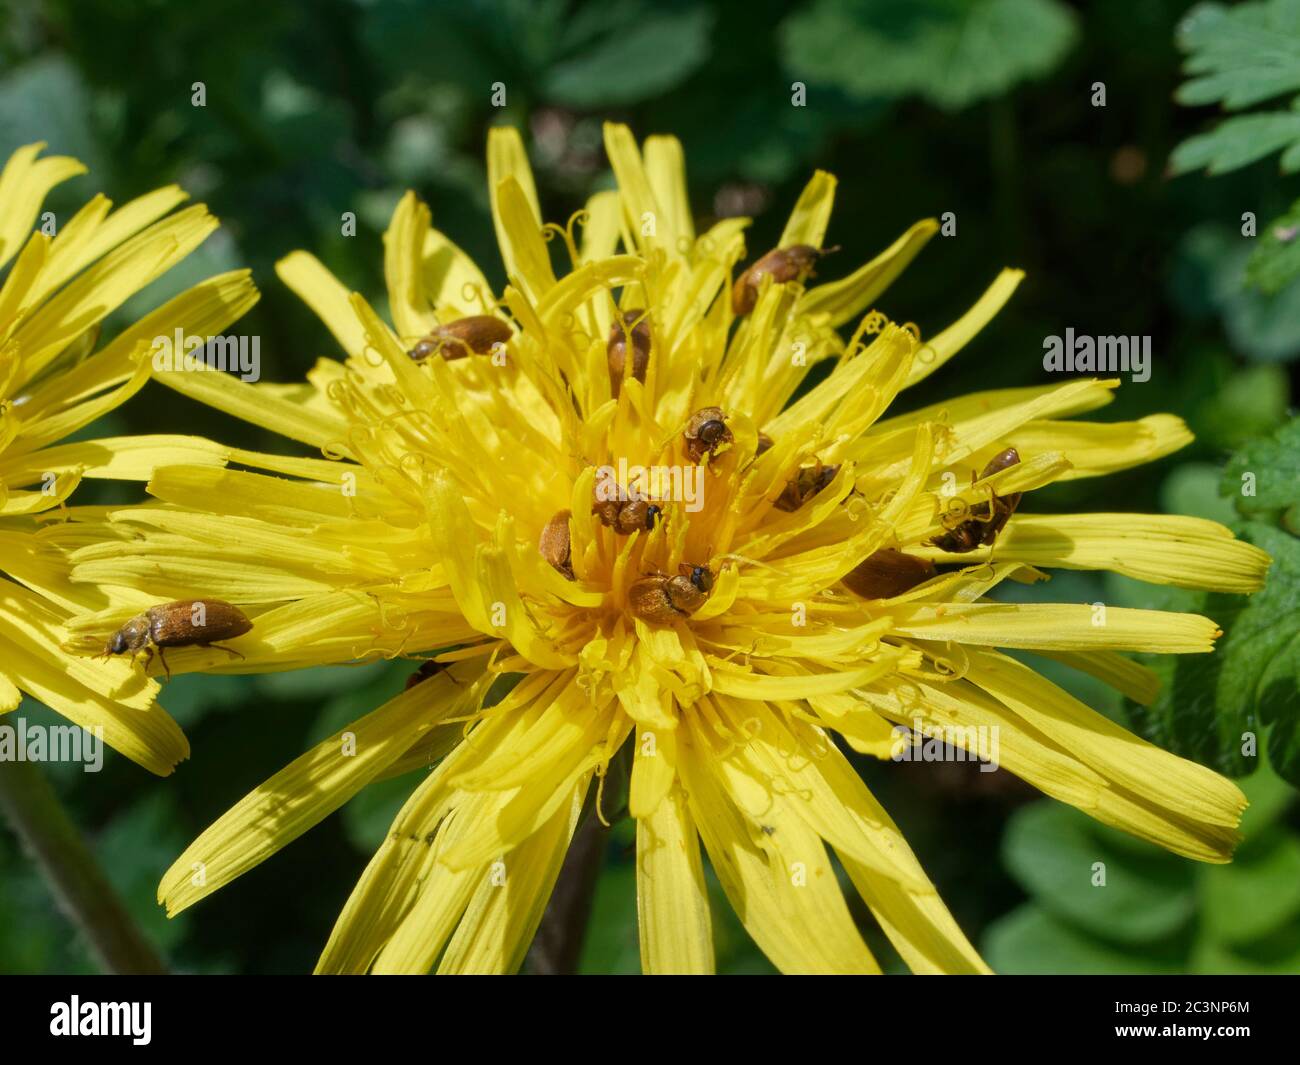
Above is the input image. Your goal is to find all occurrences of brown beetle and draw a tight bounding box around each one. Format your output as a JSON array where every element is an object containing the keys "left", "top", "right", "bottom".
[
  {"left": 539, "top": 509, "right": 575, "bottom": 579},
  {"left": 929, "top": 447, "right": 1023, "bottom": 553},
  {"left": 607, "top": 310, "right": 651, "bottom": 397},
  {"left": 774, "top": 461, "right": 840, "bottom": 512},
  {"left": 732, "top": 244, "right": 837, "bottom": 316},
  {"left": 628, "top": 564, "right": 714, "bottom": 624},
  {"left": 404, "top": 659, "right": 448, "bottom": 690},
  {"left": 593, "top": 497, "right": 662, "bottom": 535},
  {"left": 683, "top": 406, "right": 733, "bottom": 464},
  {"left": 755, "top": 431, "right": 775, "bottom": 456},
  {"left": 101, "top": 598, "right": 252, "bottom": 678},
  {"left": 407, "top": 315, "right": 512, "bottom": 361},
  {"left": 842, "top": 549, "right": 936, "bottom": 600}
]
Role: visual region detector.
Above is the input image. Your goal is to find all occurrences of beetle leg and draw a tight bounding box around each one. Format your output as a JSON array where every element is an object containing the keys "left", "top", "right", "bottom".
[{"left": 206, "top": 642, "right": 246, "bottom": 663}]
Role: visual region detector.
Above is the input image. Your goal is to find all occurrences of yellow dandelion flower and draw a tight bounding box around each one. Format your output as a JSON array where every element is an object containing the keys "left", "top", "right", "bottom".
[
  {"left": 0, "top": 143, "right": 258, "bottom": 774},
  {"left": 65, "top": 125, "right": 1269, "bottom": 973}
]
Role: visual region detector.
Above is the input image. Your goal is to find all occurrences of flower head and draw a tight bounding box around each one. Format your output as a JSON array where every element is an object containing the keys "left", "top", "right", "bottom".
[
  {"left": 0, "top": 143, "right": 257, "bottom": 774},
  {"left": 66, "top": 125, "right": 1269, "bottom": 971}
]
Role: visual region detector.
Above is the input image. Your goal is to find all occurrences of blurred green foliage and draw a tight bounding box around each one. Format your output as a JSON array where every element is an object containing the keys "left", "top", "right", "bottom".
[
  {"left": 0, "top": 0, "right": 1297, "bottom": 974},
  {"left": 1111, "top": 416, "right": 1300, "bottom": 787},
  {"left": 986, "top": 765, "right": 1300, "bottom": 974}
]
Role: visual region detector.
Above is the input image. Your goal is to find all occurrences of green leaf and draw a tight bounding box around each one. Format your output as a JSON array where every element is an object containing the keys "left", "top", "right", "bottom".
[
  {"left": 1194, "top": 364, "right": 1290, "bottom": 448},
  {"left": 984, "top": 904, "right": 1186, "bottom": 974},
  {"left": 1236, "top": 756, "right": 1298, "bottom": 838},
  {"left": 1126, "top": 421, "right": 1300, "bottom": 782},
  {"left": 1222, "top": 415, "right": 1300, "bottom": 515},
  {"left": 1169, "top": 108, "right": 1300, "bottom": 177},
  {"left": 1001, "top": 803, "right": 1196, "bottom": 943},
  {"left": 1215, "top": 521, "right": 1300, "bottom": 784},
  {"left": 781, "top": 0, "right": 1077, "bottom": 112},
  {"left": 576, "top": 862, "right": 640, "bottom": 975},
  {"left": 543, "top": 8, "right": 714, "bottom": 107},
  {"left": 1172, "top": 1, "right": 1300, "bottom": 176},
  {"left": 1191, "top": 929, "right": 1300, "bottom": 973},
  {"left": 1246, "top": 199, "right": 1300, "bottom": 293},
  {"left": 1176, "top": 0, "right": 1300, "bottom": 111},
  {"left": 96, "top": 793, "right": 191, "bottom": 953},
  {"left": 1221, "top": 273, "right": 1300, "bottom": 361},
  {"left": 1201, "top": 827, "right": 1300, "bottom": 944},
  {"left": 1160, "top": 463, "right": 1240, "bottom": 525},
  {"left": 1183, "top": 224, "right": 1300, "bottom": 361}
]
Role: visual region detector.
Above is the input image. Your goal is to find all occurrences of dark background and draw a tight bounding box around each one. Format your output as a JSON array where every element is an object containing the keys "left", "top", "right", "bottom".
[{"left": 1, "top": 0, "right": 1298, "bottom": 974}]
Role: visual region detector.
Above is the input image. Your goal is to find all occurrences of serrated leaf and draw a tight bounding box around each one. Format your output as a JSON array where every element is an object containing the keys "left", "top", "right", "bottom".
[
  {"left": 1001, "top": 803, "right": 1196, "bottom": 943},
  {"left": 1215, "top": 521, "right": 1300, "bottom": 784},
  {"left": 1124, "top": 593, "right": 1255, "bottom": 778},
  {"left": 1176, "top": 0, "right": 1300, "bottom": 111},
  {"left": 1173, "top": 0, "right": 1300, "bottom": 176},
  {"left": 1131, "top": 423, "right": 1299, "bottom": 784},
  {"left": 1169, "top": 110, "right": 1300, "bottom": 177},
  {"left": 781, "top": 0, "right": 1077, "bottom": 112},
  {"left": 1222, "top": 416, "right": 1300, "bottom": 514}
]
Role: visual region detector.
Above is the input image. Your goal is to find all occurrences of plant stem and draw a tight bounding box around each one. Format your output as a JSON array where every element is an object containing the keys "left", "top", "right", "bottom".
[
  {"left": 0, "top": 758, "right": 167, "bottom": 974},
  {"left": 528, "top": 748, "right": 632, "bottom": 975},
  {"left": 527, "top": 800, "right": 611, "bottom": 975}
]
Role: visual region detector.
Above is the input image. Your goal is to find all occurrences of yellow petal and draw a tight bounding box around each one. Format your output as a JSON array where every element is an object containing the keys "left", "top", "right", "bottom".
[
  {"left": 423, "top": 226, "right": 494, "bottom": 315},
  {"left": 797, "top": 219, "right": 937, "bottom": 327},
  {"left": 889, "top": 602, "right": 1221, "bottom": 653},
  {"left": 0, "top": 143, "right": 86, "bottom": 269},
  {"left": 383, "top": 191, "right": 438, "bottom": 340},
  {"left": 603, "top": 122, "right": 663, "bottom": 257},
  {"left": 16, "top": 205, "right": 218, "bottom": 379},
  {"left": 17, "top": 269, "right": 259, "bottom": 416},
  {"left": 644, "top": 135, "right": 694, "bottom": 249},
  {"left": 1002, "top": 414, "right": 1192, "bottom": 480},
  {"left": 276, "top": 251, "right": 368, "bottom": 358},
  {"left": 0, "top": 435, "right": 232, "bottom": 485},
  {"left": 158, "top": 665, "right": 475, "bottom": 915},
  {"left": 0, "top": 584, "right": 182, "bottom": 775},
  {"left": 628, "top": 722, "right": 677, "bottom": 818},
  {"left": 921, "top": 513, "right": 1271, "bottom": 593},
  {"left": 1034, "top": 649, "right": 1162, "bottom": 705},
  {"left": 779, "top": 170, "right": 836, "bottom": 248},
  {"left": 637, "top": 783, "right": 714, "bottom": 974},
  {"left": 962, "top": 648, "right": 1244, "bottom": 831},
  {"left": 316, "top": 746, "right": 474, "bottom": 973},
  {"left": 437, "top": 778, "right": 586, "bottom": 974},
  {"left": 679, "top": 720, "right": 880, "bottom": 974},
  {"left": 153, "top": 359, "right": 348, "bottom": 449},
  {"left": 488, "top": 127, "right": 555, "bottom": 300},
  {"left": 905, "top": 268, "right": 1024, "bottom": 387}
]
